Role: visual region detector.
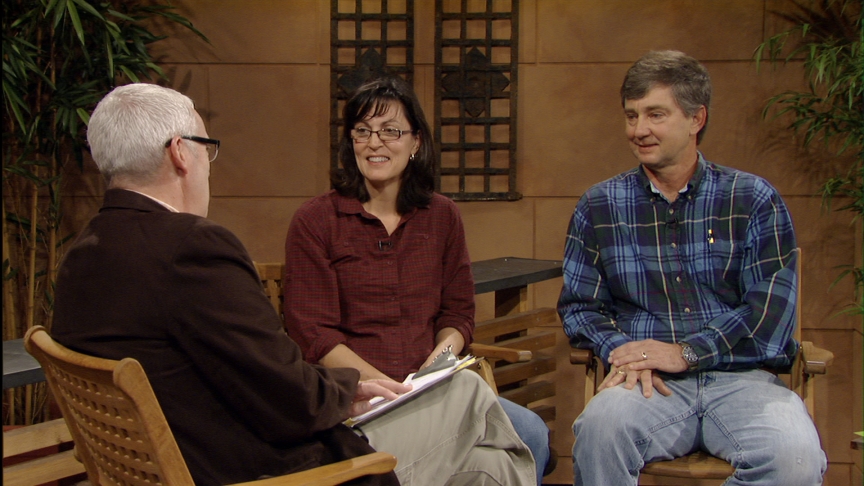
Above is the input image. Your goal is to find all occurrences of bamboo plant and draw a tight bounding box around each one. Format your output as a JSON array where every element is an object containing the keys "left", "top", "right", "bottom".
[
  {"left": 755, "top": 0, "right": 863, "bottom": 317},
  {"left": 2, "top": 0, "right": 207, "bottom": 426}
]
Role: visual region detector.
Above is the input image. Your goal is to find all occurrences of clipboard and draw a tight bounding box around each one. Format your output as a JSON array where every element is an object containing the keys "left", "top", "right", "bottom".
[{"left": 344, "top": 353, "right": 482, "bottom": 427}]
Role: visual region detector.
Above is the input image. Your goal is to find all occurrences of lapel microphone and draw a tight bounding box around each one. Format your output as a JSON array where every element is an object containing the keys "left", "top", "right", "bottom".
[{"left": 377, "top": 240, "right": 392, "bottom": 251}]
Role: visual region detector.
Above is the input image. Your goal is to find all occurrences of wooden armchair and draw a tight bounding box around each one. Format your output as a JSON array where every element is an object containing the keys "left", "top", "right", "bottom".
[
  {"left": 469, "top": 308, "right": 560, "bottom": 423},
  {"left": 570, "top": 342, "right": 833, "bottom": 480},
  {"left": 24, "top": 326, "right": 396, "bottom": 486},
  {"left": 569, "top": 249, "right": 834, "bottom": 481},
  {"left": 252, "top": 262, "right": 542, "bottom": 396},
  {"left": 253, "top": 262, "right": 561, "bottom": 479}
]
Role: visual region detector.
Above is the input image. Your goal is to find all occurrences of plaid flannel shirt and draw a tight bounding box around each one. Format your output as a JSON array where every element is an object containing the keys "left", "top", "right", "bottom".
[{"left": 558, "top": 155, "right": 799, "bottom": 371}]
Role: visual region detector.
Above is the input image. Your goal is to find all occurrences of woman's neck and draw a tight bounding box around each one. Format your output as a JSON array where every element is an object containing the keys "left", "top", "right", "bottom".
[{"left": 363, "top": 184, "right": 401, "bottom": 235}]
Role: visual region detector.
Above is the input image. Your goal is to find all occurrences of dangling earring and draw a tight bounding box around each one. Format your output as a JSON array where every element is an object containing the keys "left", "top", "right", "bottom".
[{"left": 409, "top": 153, "right": 415, "bottom": 161}]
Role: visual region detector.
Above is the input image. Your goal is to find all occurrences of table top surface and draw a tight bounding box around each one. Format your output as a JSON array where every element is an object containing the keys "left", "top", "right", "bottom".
[
  {"left": 3, "top": 338, "right": 44, "bottom": 390},
  {"left": 472, "top": 257, "right": 562, "bottom": 295},
  {"left": 3, "top": 257, "right": 563, "bottom": 389}
]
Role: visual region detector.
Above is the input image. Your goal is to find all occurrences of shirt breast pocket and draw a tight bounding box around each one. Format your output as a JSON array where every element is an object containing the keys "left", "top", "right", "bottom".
[
  {"left": 331, "top": 241, "right": 383, "bottom": 299},
  {"left": 691, "top": 235, "right": 742, "bottom": 301}
]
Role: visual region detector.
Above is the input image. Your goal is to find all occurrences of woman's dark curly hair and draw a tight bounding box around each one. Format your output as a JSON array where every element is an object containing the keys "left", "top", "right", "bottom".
[{"left": 331, "top": 76, "right": 436, "bottom": 214}]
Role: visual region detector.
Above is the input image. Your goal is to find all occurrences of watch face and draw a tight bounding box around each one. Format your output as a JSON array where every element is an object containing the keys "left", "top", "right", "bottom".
[{"left": 682, "top": 345, "right": 698, "bottom": 364}]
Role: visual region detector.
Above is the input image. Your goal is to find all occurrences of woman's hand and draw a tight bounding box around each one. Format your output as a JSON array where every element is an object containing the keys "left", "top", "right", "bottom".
[{"left": 420, "top": 327, "right": 466, "bottom": 370}]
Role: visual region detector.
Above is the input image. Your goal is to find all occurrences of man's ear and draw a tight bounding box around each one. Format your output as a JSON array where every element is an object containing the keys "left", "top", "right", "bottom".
[
  {"left": 166, "top": 137, "right": 191, "bottom": 176},
  {"left": 691, "top": 105, "right": 707, "bottom": 135}
]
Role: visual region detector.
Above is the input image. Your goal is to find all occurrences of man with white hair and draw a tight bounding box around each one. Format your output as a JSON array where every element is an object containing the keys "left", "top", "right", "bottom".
[{"left": 51, "top": 83, "right": 535, "bottom": 486}]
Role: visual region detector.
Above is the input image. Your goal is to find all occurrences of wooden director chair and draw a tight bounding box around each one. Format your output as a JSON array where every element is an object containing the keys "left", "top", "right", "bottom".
[
  {"left": 24, "top": 326, "right": 396, "bottom": 486},
  {"left": 569, "top": 248, "right": 834, "bottom": 482},
  {"left": 254, "top": 262, "right": 540, "bottom": 394},
  {"left": 256, "top": 262, "right": 566, "bottom": 482}
]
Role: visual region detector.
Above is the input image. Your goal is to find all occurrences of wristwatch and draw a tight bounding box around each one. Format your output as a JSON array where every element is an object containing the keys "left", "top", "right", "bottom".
[{"left": 679, "top": 342, "right": 699, "bottom": 371}]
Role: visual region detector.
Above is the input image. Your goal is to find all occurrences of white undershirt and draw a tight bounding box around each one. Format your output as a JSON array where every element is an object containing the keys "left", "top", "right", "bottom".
[{"left": 128, "top": 190, "right": 179, "bottom": 213}]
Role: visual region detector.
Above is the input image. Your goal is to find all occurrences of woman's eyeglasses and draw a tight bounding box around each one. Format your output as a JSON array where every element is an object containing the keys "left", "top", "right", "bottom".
[{"left": 350, "top": 127, "right": 413, "bottom": 142}]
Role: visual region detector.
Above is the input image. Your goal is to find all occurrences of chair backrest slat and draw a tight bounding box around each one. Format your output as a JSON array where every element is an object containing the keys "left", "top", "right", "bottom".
[{"left": 255, "top": 262, "right": 285, "bottom": 315}]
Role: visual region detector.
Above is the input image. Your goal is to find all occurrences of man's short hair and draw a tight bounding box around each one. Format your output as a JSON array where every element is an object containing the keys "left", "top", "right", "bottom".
[
  {"left": 87, "top": 84, "right": 198, "bottom": 183},
  {"left": 621, "top": 50, "right": 712, "bottom": 144}
]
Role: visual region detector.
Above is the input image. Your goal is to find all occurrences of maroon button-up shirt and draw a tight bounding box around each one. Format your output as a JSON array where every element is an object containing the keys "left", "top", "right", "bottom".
[{"left": 284, "top": 190, "right": 475, "bottom": 381}]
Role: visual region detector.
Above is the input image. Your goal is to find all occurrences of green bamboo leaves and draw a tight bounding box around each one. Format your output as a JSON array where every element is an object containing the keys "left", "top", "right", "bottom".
[
  {"left": 755, "top": 0, "right": 863, "bottom": 317},
  {"left": 2, "top": 0, "right": 207, "bottom": 425}
]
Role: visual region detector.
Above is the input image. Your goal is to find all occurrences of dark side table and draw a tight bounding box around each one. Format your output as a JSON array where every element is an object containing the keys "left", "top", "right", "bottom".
[
  {"left": 471, "top": 257, "right": 562, "bottom": 317},
  {"left": 3, "top": 338, "right": 44, "bottom": 390}
]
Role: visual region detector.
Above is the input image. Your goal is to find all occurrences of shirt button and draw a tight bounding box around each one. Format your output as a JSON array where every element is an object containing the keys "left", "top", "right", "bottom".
[
  {"left": 669, "top": 209, "right": 675, "bottom": 214},
  {"left": 676, "top": 276, "right": 682, "bottom": 283},
  {"left": 671, "top": 243, "right": 677, "bottom": 248},
  {"left": 386, "top": 261, "right": 393, "bottom": 265},
  {"left": 684, "top": 307, "right": 691, "bottom": 313}
]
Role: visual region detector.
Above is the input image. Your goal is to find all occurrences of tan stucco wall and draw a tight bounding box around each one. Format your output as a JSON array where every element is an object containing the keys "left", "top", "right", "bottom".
[{"left": 61, "top": 1, "right": 862, "bottom": 484}]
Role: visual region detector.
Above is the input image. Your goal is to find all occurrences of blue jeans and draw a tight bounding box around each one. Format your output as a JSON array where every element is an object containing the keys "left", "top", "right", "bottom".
[
  {"left": 572, "top": 369, "right": 826, "bottom": 486},
  {"left": 499, "top": 397, "right": 549, "bottom": 486}
]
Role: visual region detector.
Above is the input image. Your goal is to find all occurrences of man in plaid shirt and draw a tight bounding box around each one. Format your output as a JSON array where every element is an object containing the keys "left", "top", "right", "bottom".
[{"left": 558, "top": 50, "right": 826, "bottom": 485}]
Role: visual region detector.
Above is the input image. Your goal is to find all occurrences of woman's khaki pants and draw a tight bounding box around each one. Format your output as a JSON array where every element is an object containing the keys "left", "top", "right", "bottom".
[{"left": 358, "top": 370, "right": 537, "bottom": 486}]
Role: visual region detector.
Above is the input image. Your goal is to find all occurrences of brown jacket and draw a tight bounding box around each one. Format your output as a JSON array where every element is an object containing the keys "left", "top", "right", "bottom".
[{"left": 52, "top": 189, "right": 398, "bottom": 486}]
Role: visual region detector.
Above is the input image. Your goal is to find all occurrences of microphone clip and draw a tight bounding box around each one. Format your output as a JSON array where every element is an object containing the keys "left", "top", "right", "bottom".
[{"left": 377, "top": 240, "right": 392, "bottom": 251}]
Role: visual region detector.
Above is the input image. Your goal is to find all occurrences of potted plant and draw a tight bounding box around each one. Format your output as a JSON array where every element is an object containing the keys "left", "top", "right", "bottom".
[
  {"left": 2, "top": 0, "right": 207, "bottom": 426},
  {"left": 755, "top": 0, "right": 863, "bottom": 452},
  {"left": 755, "top": 0, "right": 863, "bottom": 317}
]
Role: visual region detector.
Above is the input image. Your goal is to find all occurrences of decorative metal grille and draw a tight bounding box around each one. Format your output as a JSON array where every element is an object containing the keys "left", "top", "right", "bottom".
[
  {"left": 330, "top": 0, "right": 415, "bottom": 172},
  {"left": 435, "top": 0, "right": 520, "bottom": 201}
]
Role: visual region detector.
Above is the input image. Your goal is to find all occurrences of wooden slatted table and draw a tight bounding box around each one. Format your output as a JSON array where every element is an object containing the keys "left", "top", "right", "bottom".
[{"left": 470, "top": 257, "right": 564, "bottom": 426}]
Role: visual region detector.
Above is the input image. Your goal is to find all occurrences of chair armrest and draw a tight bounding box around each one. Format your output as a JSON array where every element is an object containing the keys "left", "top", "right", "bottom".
[
  {"left": 570, "top": 348, "right": 595, "bottom": 365},
  {"left": 467, "top": 343, "right": 532, "bottom": 363},
  {"left": 800, "top": 341, "right": 833, "bottom": 375},
  {"left": 232, "top": 452, "right": 397, "bottom": 486}
]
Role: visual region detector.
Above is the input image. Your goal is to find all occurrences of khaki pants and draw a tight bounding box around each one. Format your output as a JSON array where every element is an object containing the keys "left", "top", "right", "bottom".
[{"left": 358, "top": 371, "right": 536, "bottom": 486}]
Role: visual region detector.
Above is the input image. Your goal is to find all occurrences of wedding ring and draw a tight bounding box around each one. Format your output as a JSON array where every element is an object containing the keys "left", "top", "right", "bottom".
[
  {"left": 616, "top": 369, "right": 626, "bottom": 375},
  {"left": 641, "top": 351, "right": 648, "bottom": 360}
]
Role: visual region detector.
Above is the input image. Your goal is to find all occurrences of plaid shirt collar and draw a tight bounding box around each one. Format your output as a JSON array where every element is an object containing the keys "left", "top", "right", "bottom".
[{"left": 636, "top": 152, "right": 709, "bottom": 200}]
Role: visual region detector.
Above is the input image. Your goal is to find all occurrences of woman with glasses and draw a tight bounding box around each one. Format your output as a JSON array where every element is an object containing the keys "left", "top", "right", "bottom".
[{"left": 283, "top": 76, "right": 550, "bottom": 485}]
